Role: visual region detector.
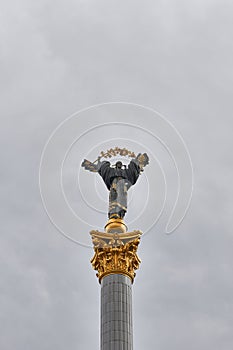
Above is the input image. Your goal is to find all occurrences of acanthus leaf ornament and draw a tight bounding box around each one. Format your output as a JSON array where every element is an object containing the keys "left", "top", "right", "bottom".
[{"left": 90, "top": 230, "right": 142, "bottom": 283}]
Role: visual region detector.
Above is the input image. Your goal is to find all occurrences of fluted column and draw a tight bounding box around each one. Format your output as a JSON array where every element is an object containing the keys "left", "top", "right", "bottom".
[
  {"left": 101, "top": 274, "right": 133, "bottom": 350},
  {"left": 90, "top": 228, "right": 142, "bottom": 350}
]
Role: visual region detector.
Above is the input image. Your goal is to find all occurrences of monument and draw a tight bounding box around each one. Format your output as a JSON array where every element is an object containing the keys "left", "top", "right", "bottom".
[{"left": 82, "top": 147, "right": 149, "bottom": 350}]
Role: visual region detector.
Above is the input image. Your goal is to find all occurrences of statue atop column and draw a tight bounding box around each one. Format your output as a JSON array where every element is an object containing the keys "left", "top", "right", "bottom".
[
  {"left": 81, "top": 147, "right": 149, "bottom": 220},
  {"left": 83, "top": 147, "right": 149, "bottom": 283}
]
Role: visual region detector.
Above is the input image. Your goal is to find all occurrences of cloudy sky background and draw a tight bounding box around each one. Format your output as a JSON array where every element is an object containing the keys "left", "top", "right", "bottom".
[{"left": 1, "top": 0, "right": 233, "bottom": 349}]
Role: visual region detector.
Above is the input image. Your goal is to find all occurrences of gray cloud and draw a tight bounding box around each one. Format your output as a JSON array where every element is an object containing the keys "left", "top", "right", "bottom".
[{"left": 1, "top": 0, "right": 233, "bottom": 349}]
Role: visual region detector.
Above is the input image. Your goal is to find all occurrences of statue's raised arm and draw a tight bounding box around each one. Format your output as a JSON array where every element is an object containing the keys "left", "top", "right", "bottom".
[
  {"left": 81, "top": 158, "right": 102, "bottom": 173},
  {"left": 135, "top": 153, "right": 149, "bottom": 170}
]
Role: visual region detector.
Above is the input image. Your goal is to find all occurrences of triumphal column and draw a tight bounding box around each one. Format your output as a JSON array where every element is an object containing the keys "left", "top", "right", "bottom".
[{"left": 82, "top": 147, "right": 149, "bottom": 350}]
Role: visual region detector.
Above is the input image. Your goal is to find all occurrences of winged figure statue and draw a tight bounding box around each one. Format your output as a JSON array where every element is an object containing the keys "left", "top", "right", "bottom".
[{"left": 81, "top": 150, "right": 149, "bottom": 219}]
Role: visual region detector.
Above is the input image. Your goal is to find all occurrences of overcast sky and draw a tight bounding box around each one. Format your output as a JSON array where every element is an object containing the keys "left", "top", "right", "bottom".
[{"left": 1, "top": 1, "right": 233, "bottom": 349}]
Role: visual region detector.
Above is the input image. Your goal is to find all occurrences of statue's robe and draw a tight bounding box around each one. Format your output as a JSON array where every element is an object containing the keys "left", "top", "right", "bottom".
[{"left": 98, "top": 159, "right": 141, "bottom": 219}]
